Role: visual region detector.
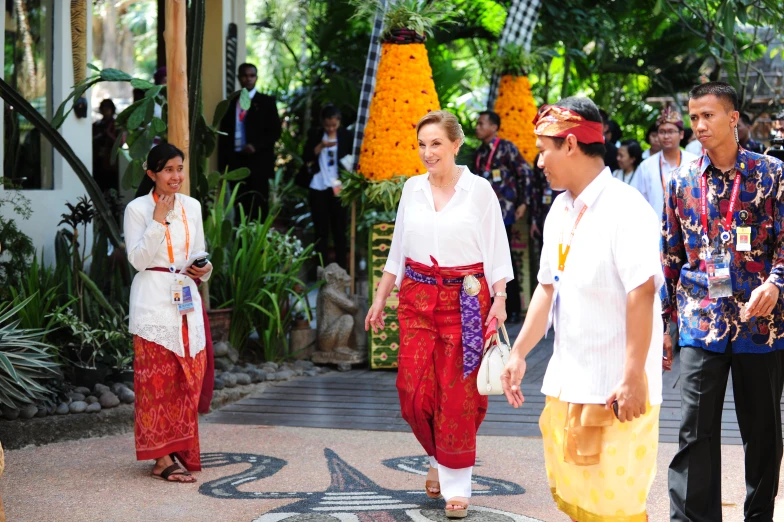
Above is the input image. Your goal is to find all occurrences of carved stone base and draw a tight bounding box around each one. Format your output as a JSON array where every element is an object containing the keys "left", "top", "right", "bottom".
[{"left": 311, "top": 350, "right": 367, "bottom": 365}]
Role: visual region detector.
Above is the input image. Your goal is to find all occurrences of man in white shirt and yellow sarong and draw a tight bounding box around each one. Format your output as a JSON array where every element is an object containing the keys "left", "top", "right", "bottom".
[{"left": 502, "top": 97, "right": 664, "bottom": 521}]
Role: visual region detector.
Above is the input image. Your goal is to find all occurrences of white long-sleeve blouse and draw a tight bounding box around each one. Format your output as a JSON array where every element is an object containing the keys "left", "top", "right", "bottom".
[
  {"left": 124, "top": 192, "right": 212, "bottom": 358},
  {"left": 384, "top": 167, "right": 514, "bottom": 293}
]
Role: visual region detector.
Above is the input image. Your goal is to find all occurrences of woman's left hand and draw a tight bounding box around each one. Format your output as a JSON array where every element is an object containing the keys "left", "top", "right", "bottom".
[
  {"left": 185, "top": 262, "right": 211, "bottom": 281},
  {"left": 485, "top": 297, "right": 507, "bottom": 327}
]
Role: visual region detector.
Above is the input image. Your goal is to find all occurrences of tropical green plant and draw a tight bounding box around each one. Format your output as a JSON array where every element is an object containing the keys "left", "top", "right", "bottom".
[
  {"left": 351, "top": 0, "right": 455, "bottom": 39},
  {"left": 338, "top": 170, "right": 405, "bottom": 220},
  {"left": 53, "top": 308, "right": 127, "bottom": 369},
  {"left": 9, "top": 254, "right": 75, "bottom": 340},
  {"left": 204, "top": 167, "right": 250, "bottom": 278},
  {"left": 0, "top": 296, "right": 61, "bottom": 408},
  {"left": 212, "top": 211, "right": 316, "bottom": 360},
  {"left": 58, "top": 196, "right": 95, "bottom": 327},
  {"left": 0, "top": 180, "right": 34, "bottom": 301}
]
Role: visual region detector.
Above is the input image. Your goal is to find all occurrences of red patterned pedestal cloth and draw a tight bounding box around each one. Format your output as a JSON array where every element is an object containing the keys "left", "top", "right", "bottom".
[
  {"left": 133, "top": 316, "right": 206, "bottom": 471},
  {"left": 396, "top": 258, "right": 491, "bottom": 469}
]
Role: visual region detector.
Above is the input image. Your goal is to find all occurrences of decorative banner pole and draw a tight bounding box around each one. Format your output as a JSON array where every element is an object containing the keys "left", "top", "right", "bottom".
[
  {"left": 486, "top": 0, "right": 542, "bottom": 110},
  {"left": 165, "top": 0, "right": 190, "bottom": 195}
]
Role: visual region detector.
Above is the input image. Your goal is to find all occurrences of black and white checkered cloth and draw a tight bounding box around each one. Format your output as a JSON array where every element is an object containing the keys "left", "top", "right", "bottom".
[
  {"left": 351, "top": 0, "right": 388, "bottom": 171},
  {"left": 487, "top": 0, "right": 542, "bottom": 110}
]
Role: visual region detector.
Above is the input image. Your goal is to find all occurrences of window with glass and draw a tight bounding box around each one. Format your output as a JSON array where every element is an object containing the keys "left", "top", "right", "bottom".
[{"left": 4, "top": 0, "right": 54, "bottom": 190}]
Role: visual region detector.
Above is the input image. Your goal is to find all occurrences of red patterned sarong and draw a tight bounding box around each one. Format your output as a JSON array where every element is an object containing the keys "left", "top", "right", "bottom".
[
  {"left": 134, "top": 316, "right": 206, "bottom": 471},
  {"left": 396, "top": 259, "right": 491, "bottom": 469}
]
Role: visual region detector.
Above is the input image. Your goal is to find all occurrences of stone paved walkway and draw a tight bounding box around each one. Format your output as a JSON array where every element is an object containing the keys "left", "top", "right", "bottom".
[{"left": 0, "top": 417, "right": 774, "bottom": 521}]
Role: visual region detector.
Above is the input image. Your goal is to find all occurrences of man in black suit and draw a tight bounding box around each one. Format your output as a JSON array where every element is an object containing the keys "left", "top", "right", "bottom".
[{"left": 218, "top": 63, "right": 282, "bottom": 220}]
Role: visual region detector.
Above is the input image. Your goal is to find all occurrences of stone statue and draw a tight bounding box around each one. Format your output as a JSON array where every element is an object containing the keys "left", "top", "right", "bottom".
[{"left": 313, "top": 263, "right": 365, "bottom": 366}]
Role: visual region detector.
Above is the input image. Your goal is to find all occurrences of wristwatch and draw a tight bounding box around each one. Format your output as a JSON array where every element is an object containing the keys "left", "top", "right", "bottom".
[{"left": 494, "top": 291, "right": 508, "bottom": 299}]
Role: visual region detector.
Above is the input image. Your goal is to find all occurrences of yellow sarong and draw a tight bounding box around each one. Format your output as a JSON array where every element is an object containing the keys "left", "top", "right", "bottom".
[{"left": 540, "top": 396, "right": 660, "bottom": 522}]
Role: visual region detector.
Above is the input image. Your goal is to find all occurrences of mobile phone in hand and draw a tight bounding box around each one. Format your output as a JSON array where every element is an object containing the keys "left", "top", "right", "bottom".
[{"left": 193, "top": 256, "right": 209, "bottom": 268}]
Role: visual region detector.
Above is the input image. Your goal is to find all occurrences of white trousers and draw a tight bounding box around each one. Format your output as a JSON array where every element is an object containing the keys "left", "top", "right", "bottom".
[{"left": 429, "top": 456, "right": 473, "bottom": 499}]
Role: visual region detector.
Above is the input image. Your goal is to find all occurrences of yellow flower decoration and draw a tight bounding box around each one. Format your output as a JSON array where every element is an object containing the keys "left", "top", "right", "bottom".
[
  {"left": 495, "top": 75, "right": 538, "bottom": 165},
  {"left": 357, "top": 42, "right": 441, "bottom": 181}
]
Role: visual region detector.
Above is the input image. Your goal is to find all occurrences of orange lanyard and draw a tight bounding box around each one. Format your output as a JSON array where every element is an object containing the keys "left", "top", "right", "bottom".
[
  {"left": 152, "top": 193, "right": 189, "bottom": 267},
  {"left": 557, "top": 205, "right": 588, "bottom": 272}
]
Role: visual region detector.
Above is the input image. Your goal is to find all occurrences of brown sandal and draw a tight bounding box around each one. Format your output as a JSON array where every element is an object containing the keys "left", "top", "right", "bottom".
[
  {"left": 152, "top": 463, "right": 195, "bottom": 483},
  {"left": 425, "top": 479, "right": 442, "bottom": 499},
  {"left": 445, "top": 499, "right": 468, "bottom": 519}
]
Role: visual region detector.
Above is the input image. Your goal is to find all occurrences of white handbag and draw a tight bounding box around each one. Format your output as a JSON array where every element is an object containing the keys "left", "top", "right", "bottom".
[{"left": 477, "top": 322, "right": 512, "bottom": 396}]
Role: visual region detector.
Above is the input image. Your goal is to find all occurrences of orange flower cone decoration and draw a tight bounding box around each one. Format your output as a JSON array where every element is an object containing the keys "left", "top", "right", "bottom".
[
  {"left": 495, "top": 75, "right": 538, "bottom": 165},
  {"left": 357, "top": 43, "right": 441, "bottom": 181}
]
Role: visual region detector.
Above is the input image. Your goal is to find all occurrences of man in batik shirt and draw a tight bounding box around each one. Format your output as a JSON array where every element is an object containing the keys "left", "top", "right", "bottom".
[
  {"left": 474, "top": 110, "right": 532, "bottom": 323},
  {"left": 527, "top": 153, "right": 563, "bottom": 294},
  {"left": 664, "top": 82, "right": 784, "bottom": 522}
]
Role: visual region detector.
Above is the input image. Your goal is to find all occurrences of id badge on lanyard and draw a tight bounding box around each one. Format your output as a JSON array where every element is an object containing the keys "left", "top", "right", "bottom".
[
  {"left": 706, "top": 247, "right": 733, "bottom": 299},
  {"left": 700, "top": 167, "right": 742, "bottom": 300}
]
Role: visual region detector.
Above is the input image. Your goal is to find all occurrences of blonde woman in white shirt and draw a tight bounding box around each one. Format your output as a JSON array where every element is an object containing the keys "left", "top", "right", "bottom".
[
  {"left": 365, "top": 110, "right": 513, "bottom": 519},
  {"left": 124, "top": 143, "right": 212, "bottom": 483}
]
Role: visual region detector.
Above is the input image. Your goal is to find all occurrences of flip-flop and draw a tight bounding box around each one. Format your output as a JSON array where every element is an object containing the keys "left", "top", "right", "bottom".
[{"left": 152, "top": 463, "right": 195, "bottom": 483}]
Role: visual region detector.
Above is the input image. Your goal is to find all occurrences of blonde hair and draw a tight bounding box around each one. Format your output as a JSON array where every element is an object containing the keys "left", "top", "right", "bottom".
[{"left": 416, "top": 110, "right": 465, "bottom": 144}]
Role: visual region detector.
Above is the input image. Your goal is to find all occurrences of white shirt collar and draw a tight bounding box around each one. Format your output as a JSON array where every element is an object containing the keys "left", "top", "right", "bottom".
[
  {"left": 563, "top": 167, "right": 612, "bottom": 208},
  {"left": 414, "top": 166, "right": 474, "bottom": 191}
]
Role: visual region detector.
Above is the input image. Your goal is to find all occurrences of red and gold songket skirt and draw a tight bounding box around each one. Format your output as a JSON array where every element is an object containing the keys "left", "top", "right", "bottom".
[
  {"left": 396, "top": 258, "right": 491, "bottom": 470},
  {"left": 133, "top": 316, "right": 206, "bottom": 471}
]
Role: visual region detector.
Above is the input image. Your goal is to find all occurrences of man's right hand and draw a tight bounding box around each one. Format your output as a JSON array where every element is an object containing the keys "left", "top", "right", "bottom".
[
  {"left": 501, "top": 353, "right": 527, "bottom": 408},
  {"left": 663, "top": 333, "right": 673, "bottom": 372}
]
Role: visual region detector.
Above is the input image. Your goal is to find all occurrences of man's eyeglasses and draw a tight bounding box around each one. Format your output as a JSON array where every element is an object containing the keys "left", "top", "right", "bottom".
[{"left": 658, "top": 129, "right": 681, "bottom": 137}]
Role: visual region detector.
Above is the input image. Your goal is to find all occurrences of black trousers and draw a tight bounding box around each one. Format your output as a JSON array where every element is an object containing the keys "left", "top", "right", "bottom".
[
  {"left": 309, "top": 188, "right": 347, "bottom": 269},
  {"left": 505, "top": 225, "right": 522, "bottom": 316},
  {"left": 669, "top": 345, "right": 784, "bottom": 522}
]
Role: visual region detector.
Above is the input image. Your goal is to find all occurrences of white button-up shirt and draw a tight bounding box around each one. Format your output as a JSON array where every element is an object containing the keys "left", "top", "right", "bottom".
[
  {"left": 631, "top": 149, "right": 698, "bottom": 217},
  {"left": 384, "top": 167, "right": 513, "bottom": 292},
  {"left": 538, "top": 168, "right": 664, "bottom": 405},
  {"left": 124, "top": 192, "right": 212, "bottom": 358}
]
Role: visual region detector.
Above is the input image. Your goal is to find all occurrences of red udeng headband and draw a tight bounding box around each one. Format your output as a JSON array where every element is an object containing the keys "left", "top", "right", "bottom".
[{"left": 533, "top": 105, "right": 605, "bottom": 144}]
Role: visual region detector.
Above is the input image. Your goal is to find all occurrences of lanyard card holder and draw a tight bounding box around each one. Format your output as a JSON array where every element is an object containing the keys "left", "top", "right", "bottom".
[
  {"left": 706, "top": 249, "right": 732, "bottom": 299},
  {"left": 178, "top": 285, "right": 195, "bottom": 315}
]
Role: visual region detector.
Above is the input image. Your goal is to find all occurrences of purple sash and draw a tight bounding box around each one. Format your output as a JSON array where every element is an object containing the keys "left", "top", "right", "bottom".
[{"left": 404, "top": 265, "right": 484, "bottom": 377}]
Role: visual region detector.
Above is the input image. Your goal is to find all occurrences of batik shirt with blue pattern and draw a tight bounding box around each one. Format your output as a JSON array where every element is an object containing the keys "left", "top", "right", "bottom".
[
  {"left": 662, "top": 148, "right": 784, "bottom": 353},
  {"left": 473, "top": 138, "right": 531, "bottom": 226}
]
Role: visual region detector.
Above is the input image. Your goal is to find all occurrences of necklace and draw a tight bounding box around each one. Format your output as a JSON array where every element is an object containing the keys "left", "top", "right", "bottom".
[{"left": 429, "top": 166, "right": 460, "bottom": 188}]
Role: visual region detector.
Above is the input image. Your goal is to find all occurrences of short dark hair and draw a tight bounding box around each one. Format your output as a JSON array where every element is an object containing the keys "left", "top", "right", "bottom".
[
  {"left": 549, "top": 97, "right": 606, "bottom": 159},
  {"left": 645, "top": 124, "right": 658, "bottom": 142},
  {"left": 99, "top": 98, "right": 116, "bottom": 113},
  {"left": 680, "top": 128, "right": 693, "bottom": 148},
  {"left": 608, "top": 120, "right": 622, "bottom": 143},
  {"left": 689, "top": 81, "right": 739, "bottom": 112},
  {"left": 238, "top": 63, "right": 257, "bottom": 76},
  {"left": 320, "top": 104, "right": 341, "bottom": 121},
  {"left": 479, "top": 110, "right": 501, "bottom": 129},
  {"left": 621, "top": 139, "right": 644, "bottom": 170},
  {"left": 146, "top": 143, "right": 185, "bottom": 173}
]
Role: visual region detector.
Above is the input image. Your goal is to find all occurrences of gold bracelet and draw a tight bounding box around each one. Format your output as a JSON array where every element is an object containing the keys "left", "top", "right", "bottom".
[{"left": 494, "top": 291, "right": 508, "bottom": 299}]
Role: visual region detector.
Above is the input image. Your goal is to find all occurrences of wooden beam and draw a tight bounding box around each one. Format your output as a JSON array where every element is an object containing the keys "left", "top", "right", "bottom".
[{"left": 165, "top": 0, "right": 190, "bottom": 195}]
